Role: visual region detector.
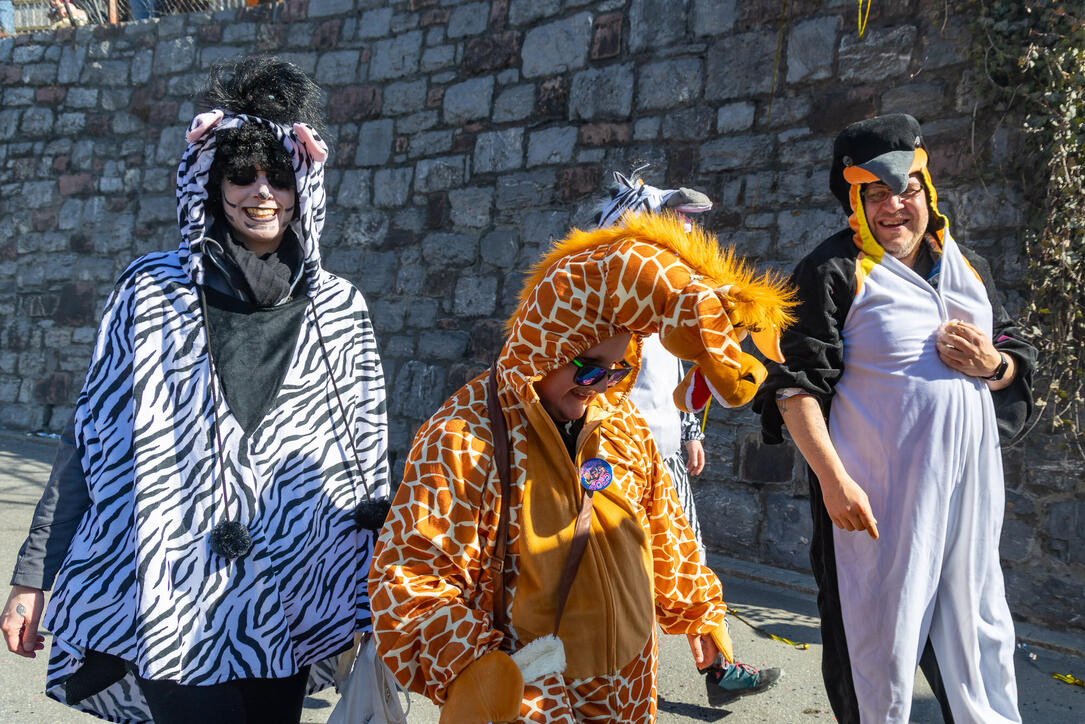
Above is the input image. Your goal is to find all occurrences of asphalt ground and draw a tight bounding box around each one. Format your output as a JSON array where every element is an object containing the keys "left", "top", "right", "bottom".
[{"left": 1, "top": 431, "right": 1082, "bottom": 723}]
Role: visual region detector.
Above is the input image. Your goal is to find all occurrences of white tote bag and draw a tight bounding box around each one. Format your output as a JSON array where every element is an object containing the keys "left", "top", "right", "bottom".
[{"left": 328, "top": 633, "right": 408, "bottom": 724}]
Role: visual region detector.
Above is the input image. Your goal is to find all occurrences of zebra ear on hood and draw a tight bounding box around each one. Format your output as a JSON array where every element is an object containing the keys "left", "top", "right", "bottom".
[
  {"left": 185, "top": 109, "right": 225, "bottom": 144},
  {"left": 292, "top": 122, "right": 328, "bottom": 164}
]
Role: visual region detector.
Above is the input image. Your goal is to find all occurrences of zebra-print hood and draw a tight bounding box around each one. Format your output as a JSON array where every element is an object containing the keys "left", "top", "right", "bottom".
[{"left": 175, "top": 112, "right": 329, "bottom": 290}]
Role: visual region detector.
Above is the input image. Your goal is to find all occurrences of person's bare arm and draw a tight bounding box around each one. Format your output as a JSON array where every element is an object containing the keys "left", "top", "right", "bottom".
[{"left": 777, "top": 394, "right": 879, "bottom": 540}]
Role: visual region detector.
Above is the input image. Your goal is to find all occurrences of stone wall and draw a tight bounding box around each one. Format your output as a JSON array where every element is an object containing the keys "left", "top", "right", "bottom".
[{"left": 1, "top": 0, "right": 1081, "bottom": 630}]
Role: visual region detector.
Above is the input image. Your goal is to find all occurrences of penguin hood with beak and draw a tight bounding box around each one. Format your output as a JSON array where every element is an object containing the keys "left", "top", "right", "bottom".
[{"left": 829, "top": 113, "right": 949, "bottom": 255}]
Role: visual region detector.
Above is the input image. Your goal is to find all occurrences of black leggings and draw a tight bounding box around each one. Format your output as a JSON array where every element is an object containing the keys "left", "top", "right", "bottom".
[{"left": 133, "top": 666, "right": 311, "bottom": 724}]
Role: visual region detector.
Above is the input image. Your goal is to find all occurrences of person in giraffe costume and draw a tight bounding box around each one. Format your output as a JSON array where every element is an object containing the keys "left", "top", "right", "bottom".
[{"left": 369, "top": 211, "right": 794, "bottom": 722}]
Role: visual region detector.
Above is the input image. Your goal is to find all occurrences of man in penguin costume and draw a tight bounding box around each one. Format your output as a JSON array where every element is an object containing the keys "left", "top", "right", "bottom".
[{"left": 754, "top": 113, "right": 1037, "bottom": 723}]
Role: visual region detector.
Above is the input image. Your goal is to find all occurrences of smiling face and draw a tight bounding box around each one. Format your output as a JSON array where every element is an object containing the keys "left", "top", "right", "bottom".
[
  {"left": 534, "top": 333, "right": 632, "bottom": 423},
  {"left": 220, "top": 165, "right": 296, "bottom": 255},
  {"left": 862, "top": 173, "right": 929, "bottom": 266}
]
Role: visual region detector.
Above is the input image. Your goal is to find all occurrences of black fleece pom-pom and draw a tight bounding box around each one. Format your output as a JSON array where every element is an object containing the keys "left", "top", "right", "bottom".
[
  {"left": 210, "top": 520, "right": 253, "bottom": 559},
  {"left": 354, "top": 498, "right": 392, "bottom": 531}
]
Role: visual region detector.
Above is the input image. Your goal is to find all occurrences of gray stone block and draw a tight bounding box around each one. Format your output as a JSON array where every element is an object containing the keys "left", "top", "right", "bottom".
[
  {"left": 1044, "top": 500, "right": 1085, "bottom": 566},
  {"left": 357, "top": 250, "right": 400, "bottom": 294},
  {"left": 776, "top": 208, "right": 841, "bottom": 257},
  {"left": 415, "top": 155, "right": 467, "bottom": 192},
  {"left": 130, "top": 49, "right": 154, "bottom": 86},
  {"left": 19, "top": 108, "right": 54, "bottom": 137},
  {"left": 521, "top": 13, "right": 593, "bottom": 79},
  {"left": 406, "top": 298, "right": 438, "bottom": 328},
  {"left": 13, "top": 45, "right": 44, "bottom": 64},
  {"left": 309, "top": 0, "right": 354, "bottom": 18},
  {"left": 522, "top": 210, "right": 569, "bottom": 245},
  {"left": 882, "top": 82, "right": 945, "bottom": 115},
  {"left": 700, "top": 134, "right": 773, "bottom": 172},
  {"left": 396, "top": 264, "right": 424, "bottom": 296},
  {"left": 637, "top": 57, "right": 703, "bottom": 111},
  {"left": 57, "top": 44, "right": 86, "bottom": 85},
  {"left": 569, "top": 64, "right": 634, "bottom": 120},
  {"left": 630, "top": 0, "right": 688, "bottom": 53},
  {"left": 509, "top": 0, "right": 561, "bottom": 25},
  {"left": 706, "top": 31, "right": 775, "bottom": 101},
  {"left": 81, "top": 60, "right": 129, "bottom": 87},
  {"left": 633, "top": 117, "right": 660, "bottom": 140},
  {"left": 422, "top": 232, "right": 477, "bottom": 265},
  {"left": 839, "top": 26, "right": 916, "bottom": 83},
  {"left": 334, "top": 170, "right": 374, "bottom": 209},
  {"left": 336, "top": 210, "right": 390, "bottom": 250},
  {"left": 154, "top": 37, "right": 196, "bottom": 75},
  {"left": 358, "top": 7, "right": 394, "bottom": 38},
  {"left": 493, "top": 85, "right": 534, "bottom": 123},
  {"left": 408, "top": 130, "right": 453, "bottom": 159},
  {"left": 480, "top": 229, "right": 520, "bottom": 268},
  {"left": 396, "top": 110, "right": 439, "bottom": 134},
  {"left": 454, "top": 275, "right": 498, "bottom": 316},
  {"left": 787, "top": 16, "right": 840, "bottom": 83},
  {"left": 495, "top": 170, "right": 557, "bottom": 209},
  {"left": 474, "top": 128, "right": 524, "bottom": 174},
  {"left": 449, "top": 186, "right": 494, "bottom": 228},
  {"left": 763, "top": 492, "right": 813, "bottom": 570},
  {"left": 448, "top": 2, "right": 490, "bottom": 38},
  {"left": 355, "top": 119, "right": 395, "bottom": 167},
  {"left": 418, "top": 331, "right": 470, "bottom": 361},
  {"left": 921, "top": 16, "right": 967, "bottom": 69},
  {"left": 20, "top": 63, "right": 58, "bottom": 85},
  {"left": 3, "top": 88, "right": 32, "bottom": 106},
  {"left": 526, "top": 126, "right": 577, "bottom": 168},
  {"left": 691, "top": 0, "right": 736, "bottom": 36},
  {"left": 696, "top": 482, "right": 760, "bottom": 551},
  {"left": 661, "top": 106, "right": 714, "bottom": 141},
  {"left": 55, "top": 113, "right": 86, "bottom": 135},
  {"left": 384, "top": 79, "right": 427, "bottom": 115},
  {"left": 370, "top": 30, "right": 424, "bottom": 80},
  {"left": 999, "top": 516, "right": 1034, "bottom": 564},
  {"left": 717, "top": 101, "right": 756, "bottom": 133},
  {"left": 444, "top": 76, "right": 494, "bottom": 125},
  {"left": 421, "top": 45, "right": 455, "bottom": 72},
  {"left": 316, "top": 50, "right": 361, "bottom": 85},
  {"left": 222, "top": 23, "right": 257, "bottom": 44},
  {"left": 391, "top": 360, "right": 448, "bottom": 416},
  {"left": 373, "top": 167, "right": 413, "bottom": 208}
]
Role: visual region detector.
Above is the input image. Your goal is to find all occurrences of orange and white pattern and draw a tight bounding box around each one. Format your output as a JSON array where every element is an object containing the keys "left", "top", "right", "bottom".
[{"left": 369, "top": 213, "right": 794, "bottom": 721}]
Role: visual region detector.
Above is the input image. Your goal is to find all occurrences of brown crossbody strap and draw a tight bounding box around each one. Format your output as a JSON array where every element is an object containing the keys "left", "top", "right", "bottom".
[
  {"left": 552, "top": 489, "right": 593, "bottom": 636},
  {"left": 485, "top": 368, "right": 595, "bottom": 640},
  {"left": 486, "top": 368, "right": 513, "bottom": 635}
]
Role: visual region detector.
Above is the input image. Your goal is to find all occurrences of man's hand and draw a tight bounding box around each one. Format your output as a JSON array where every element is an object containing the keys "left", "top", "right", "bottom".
[
  {"left": 936, "top": 320, "right": 1001, "bottom": 378},
  {"left": 687, "top": 633, "right": 720, "bottom": 670},
  {"left": 820, "top": 474, "right": 879, "bottom": 540},
  {"left": 2, "top": 586, "right": 46, "bottom": 657},
  {"left": 685, "top": 440, "right": 705, "bottom": 476}
]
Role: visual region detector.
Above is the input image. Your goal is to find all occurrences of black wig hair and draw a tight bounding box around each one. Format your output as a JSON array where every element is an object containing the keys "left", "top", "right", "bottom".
[{"left": 199, "top": 56, "right": 326, "bottom": 226}]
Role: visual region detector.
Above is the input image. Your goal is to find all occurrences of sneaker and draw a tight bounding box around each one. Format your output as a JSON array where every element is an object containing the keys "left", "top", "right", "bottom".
[{"left": 703, "top": 659, "right": 782, "bottom": 705}]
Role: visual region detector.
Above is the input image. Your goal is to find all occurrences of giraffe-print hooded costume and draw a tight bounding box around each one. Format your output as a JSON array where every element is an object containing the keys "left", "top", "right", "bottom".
[{"left": 369, "top": 212, "right": 794, "bottom": 723}]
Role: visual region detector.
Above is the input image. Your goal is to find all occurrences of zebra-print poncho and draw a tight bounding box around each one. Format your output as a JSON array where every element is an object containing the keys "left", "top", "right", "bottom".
[{"left": 41, "top": 114, "right": 390, "bottom": 722}]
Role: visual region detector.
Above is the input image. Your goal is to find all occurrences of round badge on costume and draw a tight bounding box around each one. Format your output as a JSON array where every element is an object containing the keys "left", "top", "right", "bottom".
[{"left": 579, "top": 458, "right": 613, "bottom": 492}]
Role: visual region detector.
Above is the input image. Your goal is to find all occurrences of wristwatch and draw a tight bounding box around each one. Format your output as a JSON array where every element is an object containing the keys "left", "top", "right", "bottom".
[{"left": 985, "top": 352, "right": 1009, "bottom": 381}]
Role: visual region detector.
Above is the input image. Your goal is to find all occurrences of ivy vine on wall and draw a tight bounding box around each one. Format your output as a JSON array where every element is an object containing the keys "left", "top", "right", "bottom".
[{"left": 964, "top": 1, "right": 1085, "bottom": 454}]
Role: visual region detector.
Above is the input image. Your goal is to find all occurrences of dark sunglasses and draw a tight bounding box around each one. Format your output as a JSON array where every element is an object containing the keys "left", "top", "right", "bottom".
[
  {"left": 571, "top": 358, "right": 632, "bottom": 387},
  {"left": 225, "top": 165, "right": 294, "bottom": 191}
]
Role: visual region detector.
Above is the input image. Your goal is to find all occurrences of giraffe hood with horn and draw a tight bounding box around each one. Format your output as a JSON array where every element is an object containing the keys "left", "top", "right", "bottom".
[
  {"left": 370, "top": 210, "right": 794, "bottom": 723},
  {"left": 500, "top": 210, "right": 795, "bottom": 412}
]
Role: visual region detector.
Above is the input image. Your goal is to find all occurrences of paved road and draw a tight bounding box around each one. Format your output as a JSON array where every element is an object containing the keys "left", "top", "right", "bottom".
[{"left": 1, "top": 432, "right": 1083, "bottom": 722}]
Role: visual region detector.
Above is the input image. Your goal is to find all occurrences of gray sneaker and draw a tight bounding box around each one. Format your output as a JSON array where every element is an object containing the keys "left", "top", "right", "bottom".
[{"left": 704, "top": 660, "right": 783, "bottom": 705}]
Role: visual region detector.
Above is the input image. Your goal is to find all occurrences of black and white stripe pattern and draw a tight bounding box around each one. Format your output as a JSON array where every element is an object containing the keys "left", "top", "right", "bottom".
[{"left": 42, "top": 114, "right": 387, "bottom": 722}]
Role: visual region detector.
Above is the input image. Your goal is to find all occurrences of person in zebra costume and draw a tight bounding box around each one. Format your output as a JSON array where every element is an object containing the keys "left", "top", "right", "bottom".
[
  {"left": 596, "top": 169, "right": 784, "bottom": 704},
  {"left": 1, "top": 57, "right": 390, "bottom": 723}
]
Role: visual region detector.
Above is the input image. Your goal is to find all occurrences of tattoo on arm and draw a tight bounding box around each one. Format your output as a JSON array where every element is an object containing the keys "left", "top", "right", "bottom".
[{"left": 15, "top": 604, "right": 27, "bottom": 617}]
